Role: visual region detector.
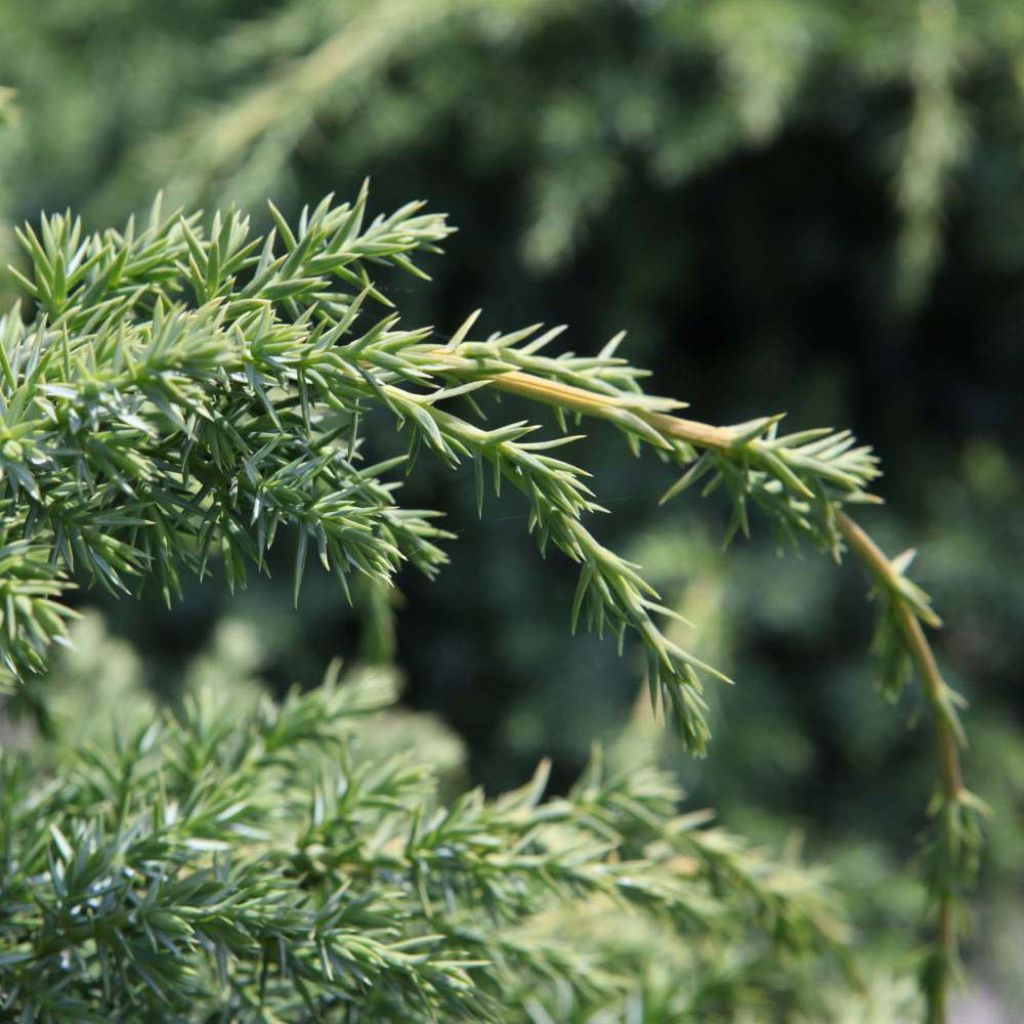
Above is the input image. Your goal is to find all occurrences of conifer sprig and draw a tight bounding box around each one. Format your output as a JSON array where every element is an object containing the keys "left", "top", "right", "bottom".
[
  {"left": 0, "top": 188, "right": 730, "bottom": 751},
  {"left": 1, "top": 188, "right": 978, "bottom": 1020}
]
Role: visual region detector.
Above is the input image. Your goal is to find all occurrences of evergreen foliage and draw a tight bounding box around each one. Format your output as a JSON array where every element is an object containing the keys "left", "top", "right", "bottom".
[
  {"left": 4, "top": 1, "right": 1021, "bottom": 1016},
  {"left": 2, "top": 622, "right": 868, "bottom": 1021},
  {"left": 0, "top": 189, "right": 982, "bottom": 1020}
]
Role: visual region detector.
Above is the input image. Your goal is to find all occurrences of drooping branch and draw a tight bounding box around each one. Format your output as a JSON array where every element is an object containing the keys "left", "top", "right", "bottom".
[{"left": 429, "top": 349, "right": 980, "bottom": 1024}]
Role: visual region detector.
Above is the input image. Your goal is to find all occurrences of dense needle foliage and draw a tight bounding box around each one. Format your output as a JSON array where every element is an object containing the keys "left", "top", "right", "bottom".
[
  {"left": 0, "top": 189, "right": 982, "bottom": 1020},
  {"left": 2, "top": 624, "right": 865, "bottom": 1021}
]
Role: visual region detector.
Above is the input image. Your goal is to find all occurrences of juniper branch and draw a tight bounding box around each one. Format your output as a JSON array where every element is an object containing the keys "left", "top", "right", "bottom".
[
  {"left": 0, "top": 188, "right": 978, "bottom": 1020},
  {"left": 429, "top": 347, "right": 978, "bottom": 1023},
  {"left": 0, "top": 190, "right": 727, "bottom": 752}
]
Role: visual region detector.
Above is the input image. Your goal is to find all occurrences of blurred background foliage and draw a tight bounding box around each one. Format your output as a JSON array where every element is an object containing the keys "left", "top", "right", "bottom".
[{"left": 1, "top": 0, "right": 1023, "bottom": 1015}]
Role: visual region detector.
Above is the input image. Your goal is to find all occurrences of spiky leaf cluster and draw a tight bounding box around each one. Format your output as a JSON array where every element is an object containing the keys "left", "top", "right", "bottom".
[
  {"left": 0, "top": 651, "right": 869, "bottom": 1022},
  {"left": 0, "top": 187, "right": 878, "bottom": 751}
]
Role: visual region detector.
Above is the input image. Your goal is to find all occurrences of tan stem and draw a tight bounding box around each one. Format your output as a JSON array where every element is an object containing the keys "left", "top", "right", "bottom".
[
  {"left": 836, "top": 509, "right": 961, "bottom": 982},
  {"left": 480, "top": 368, "right": 736, "bottom": 450},
  {"left": 834, "top": 511, "right": 963, "bottom": 799}
]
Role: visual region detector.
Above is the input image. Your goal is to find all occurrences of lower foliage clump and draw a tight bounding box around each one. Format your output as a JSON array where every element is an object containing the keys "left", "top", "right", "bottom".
[{"left": 0, "top": 618, "right": 917, "bottom": 1022}]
